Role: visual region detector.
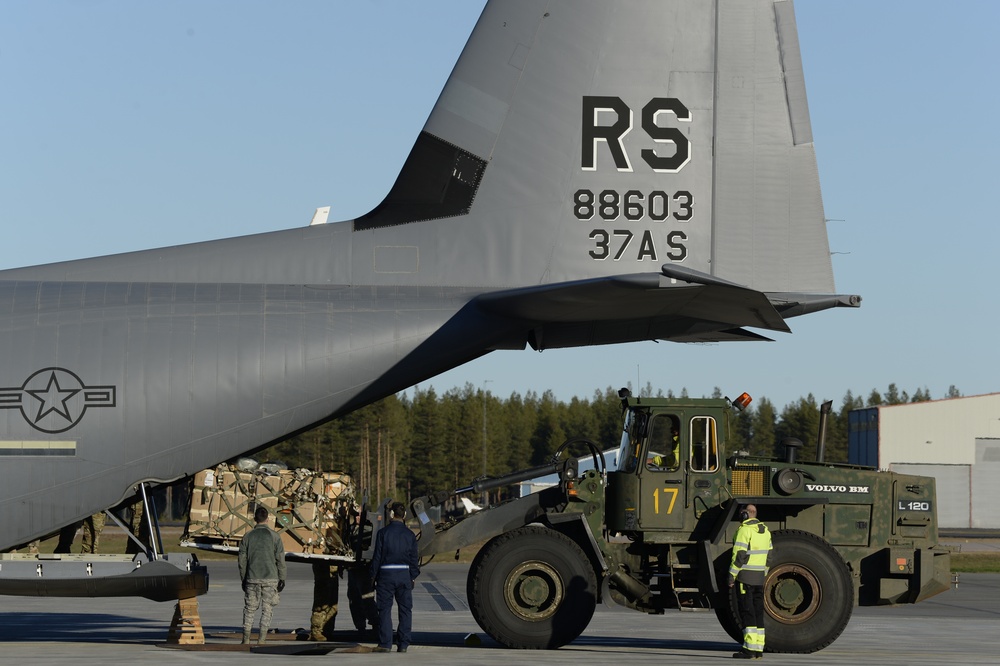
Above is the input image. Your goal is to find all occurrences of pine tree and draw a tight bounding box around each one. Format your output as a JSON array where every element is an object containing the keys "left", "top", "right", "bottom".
[
  {"left": 867, "top": 389, "right": 883, "bottom": 407},
  {"left": 407, "top": 387, "right": 449, "bottom": 497},
  {"left": 592, "top": 387, "right": 626, "bottom": 450},
  {"left": 530, "top": 390, "right": 566, "bottom": 465},
  {"left": 500, "top": 392, "right": 534, "bottom": 473},
  {"left": 750, "top": 398, "right": 777, "bottom": 457},
  {"left": 777, "top": 395, "right": 821, "bottom": 460}
]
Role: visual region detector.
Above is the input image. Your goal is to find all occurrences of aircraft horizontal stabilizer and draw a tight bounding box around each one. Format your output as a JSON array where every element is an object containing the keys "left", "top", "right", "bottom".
[
  {"left": 764, "top": 292, "right": 862, "bottom": 318},
  {"left": 475, "top": 272, "right": 791, "bottom": 351},
  {"left": 661, "top": 264, "right": 862, "bottom": 321}
]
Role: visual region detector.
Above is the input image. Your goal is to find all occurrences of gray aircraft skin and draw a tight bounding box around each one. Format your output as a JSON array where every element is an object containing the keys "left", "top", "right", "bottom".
[{"left": 0, "top": 0, "right": 858, "bottom": 567}]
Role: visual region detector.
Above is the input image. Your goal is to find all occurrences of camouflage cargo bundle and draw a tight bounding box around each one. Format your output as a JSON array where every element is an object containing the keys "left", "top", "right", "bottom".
[{"left": 186, "top": 463, "right": 355, "bottom": 556}]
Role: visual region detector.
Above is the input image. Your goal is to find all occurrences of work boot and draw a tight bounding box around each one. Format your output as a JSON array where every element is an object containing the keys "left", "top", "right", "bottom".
[{"left": 732, "top": 650, "right": 753, "bottom": 659}]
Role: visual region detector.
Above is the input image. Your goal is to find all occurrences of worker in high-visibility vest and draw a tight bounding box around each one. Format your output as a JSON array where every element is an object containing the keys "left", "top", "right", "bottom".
[
  {"left": 728, "top": 504, "right": 773, "bottom": 659},
  {"left": 647, "top": 424, "right": 681, "bottom": 470}
]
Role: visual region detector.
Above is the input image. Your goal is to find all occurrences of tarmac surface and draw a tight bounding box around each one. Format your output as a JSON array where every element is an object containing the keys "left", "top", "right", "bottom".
[{"left": 0, "top": 540, "right": 997, "bottom": 665}]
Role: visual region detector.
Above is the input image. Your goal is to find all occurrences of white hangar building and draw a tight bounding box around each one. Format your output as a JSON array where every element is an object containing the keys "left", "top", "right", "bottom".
[{"left": 848, "top": 393, "right": 1000, "bottom": 529}]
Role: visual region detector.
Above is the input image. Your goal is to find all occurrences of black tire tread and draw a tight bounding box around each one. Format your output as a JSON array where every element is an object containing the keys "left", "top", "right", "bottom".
[
  {"left": 467, "top": 525, "right": 597, "bottom": 649},
  {"left": 765, "top": 529, "right": 854, "bottom": 653}
]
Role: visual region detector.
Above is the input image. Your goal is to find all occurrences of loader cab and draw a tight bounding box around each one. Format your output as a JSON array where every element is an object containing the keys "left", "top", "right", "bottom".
[{"left": 608, "top": 400, "right": 727, "bottom": 535}]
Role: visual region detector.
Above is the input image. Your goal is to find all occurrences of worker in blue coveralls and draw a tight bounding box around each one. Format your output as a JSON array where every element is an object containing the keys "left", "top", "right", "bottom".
[{"left": 370, "top": 501, "right": 419, "bottom": 653}]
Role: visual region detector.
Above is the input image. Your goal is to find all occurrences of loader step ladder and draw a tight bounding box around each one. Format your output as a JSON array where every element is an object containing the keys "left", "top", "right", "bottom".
[
  {"left": 166, "top": 597, "right": 204, "bottom": 645},
  {"left": 659, "top": 541, "right": 712, "bottom": 612}
]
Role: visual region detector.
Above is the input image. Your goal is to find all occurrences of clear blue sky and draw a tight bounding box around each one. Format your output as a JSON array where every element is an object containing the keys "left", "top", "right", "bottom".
[{"left": 1, "top": 1, "right": 997, "bottom": 411}]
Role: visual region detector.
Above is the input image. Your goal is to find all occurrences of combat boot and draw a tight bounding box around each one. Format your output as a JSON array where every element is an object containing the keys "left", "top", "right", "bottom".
[
  {"left": 258, "top": 626, "right": 269, "bottom": 645},
  {"left": 309, "top": 619, "right": 326, "bottom": 642},
  {"left": 241, "top": 630, "right": 251, "bottom": 645}
]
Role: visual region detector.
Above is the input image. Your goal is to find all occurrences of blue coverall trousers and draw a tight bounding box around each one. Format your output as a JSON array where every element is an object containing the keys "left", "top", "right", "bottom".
[{"left": 376, "top": 569, "right": 413, "bottom": 650}]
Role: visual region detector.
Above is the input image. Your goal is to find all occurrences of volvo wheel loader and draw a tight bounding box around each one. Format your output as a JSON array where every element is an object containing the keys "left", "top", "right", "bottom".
[{"left": 410, "top": 389, "right": 951, "bottom": 652}]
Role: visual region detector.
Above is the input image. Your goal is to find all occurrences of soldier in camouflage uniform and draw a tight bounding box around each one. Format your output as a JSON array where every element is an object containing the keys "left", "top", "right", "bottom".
[
  {"left": 125, "top": 500, "right": 149, "bottom": 554},
  {"left": 238, "top": 506, "right": 287, "bottom": 645},
  {"left": 309, "top": 561, "right": 340, "bottom": 641},
  {"left": 80, "top": 511, "right": 106, "bottom": 553}
]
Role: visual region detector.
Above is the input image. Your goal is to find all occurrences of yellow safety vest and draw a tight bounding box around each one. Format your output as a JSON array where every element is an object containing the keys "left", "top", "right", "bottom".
[{"left": 729, "top": 518, "right": 772, "bottom": 586}]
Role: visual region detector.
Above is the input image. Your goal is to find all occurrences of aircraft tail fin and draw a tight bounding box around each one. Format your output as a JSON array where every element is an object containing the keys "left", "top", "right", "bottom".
[{"left": 356, "top": 0, "right": 839, "bottom": 298}]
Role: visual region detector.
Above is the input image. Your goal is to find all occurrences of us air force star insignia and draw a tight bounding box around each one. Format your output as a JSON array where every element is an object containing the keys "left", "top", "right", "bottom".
[
  {"left": 0, "top": 368, "right": 117, "bottom": 434},
  {"left": 27, "top": 372, "right": 79, "bottom": 422}
]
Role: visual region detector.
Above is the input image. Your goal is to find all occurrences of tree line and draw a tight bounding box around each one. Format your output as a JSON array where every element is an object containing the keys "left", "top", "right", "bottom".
[{"left": 259, "top": 382, "right": 962, "bottom": 506}]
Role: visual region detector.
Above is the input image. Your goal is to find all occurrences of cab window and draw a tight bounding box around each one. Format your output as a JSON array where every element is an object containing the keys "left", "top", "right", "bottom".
[
  {"left": 689, "top": 416, "right": 718, "bottom": 472},
  {"left": 645, "top": 414, "right": 680, "bottom": 472},
  {"left": 617, "top": 410, "right": 643, "bottom": 473}
]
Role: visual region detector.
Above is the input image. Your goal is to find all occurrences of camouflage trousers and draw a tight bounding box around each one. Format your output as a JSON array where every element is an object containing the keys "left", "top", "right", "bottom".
[
  {"left": 243, "top": 579, "right": 280, "bottom": 634},
  {"left": 81, "top": 512, "right": 105, "bottom": 554},
  {"left": 310, "top": 562, "right": 340, "bottom": 640}
]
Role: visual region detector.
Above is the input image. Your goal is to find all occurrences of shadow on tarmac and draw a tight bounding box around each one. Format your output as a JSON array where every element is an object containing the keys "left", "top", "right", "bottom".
[
  {"left": 408, "top": 629, "right": 733, "bottom": 654},
  {"left": 0, "top": 611, "right": 733, "bottom": 656},
  {"left": 0, "top": 612, "right": 166, "bottom": 642}
]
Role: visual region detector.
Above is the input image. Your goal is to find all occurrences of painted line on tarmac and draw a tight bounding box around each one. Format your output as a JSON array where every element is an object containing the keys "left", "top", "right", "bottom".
[{"left": 421, "top": 582, "right": 456, "bottom": 611}]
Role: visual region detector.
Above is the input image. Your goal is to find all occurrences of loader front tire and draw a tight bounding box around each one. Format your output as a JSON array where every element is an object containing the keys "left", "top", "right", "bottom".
[{"left": 467, "top": 525, "right": 597, "bottom": 649}]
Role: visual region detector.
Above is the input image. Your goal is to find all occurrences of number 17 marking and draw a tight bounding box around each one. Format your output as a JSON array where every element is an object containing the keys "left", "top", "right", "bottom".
[{"left": 653, "top": 487, "right": 679, "bottom": 514}]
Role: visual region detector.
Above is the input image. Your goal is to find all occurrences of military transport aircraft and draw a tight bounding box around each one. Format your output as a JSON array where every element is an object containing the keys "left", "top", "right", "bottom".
[{"left": 0, "top": 0, "right": 858, "bottom": 596}]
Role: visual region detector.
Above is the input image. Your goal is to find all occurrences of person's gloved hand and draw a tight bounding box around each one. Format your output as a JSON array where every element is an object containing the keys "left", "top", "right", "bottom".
[{"left": 277, "top": 580, "right": 285, "bottom": 592}]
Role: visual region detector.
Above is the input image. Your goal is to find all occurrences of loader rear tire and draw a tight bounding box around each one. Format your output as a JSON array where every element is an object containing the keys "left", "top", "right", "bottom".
[
  {"left": 763, "top": 530, "right": 853, "bottom": 652},
  {"left": 467, "top": 525, "right": 597, "bottom": 649},
  {"left": 716, "top": 529, "right": 853, "bottom": 653}
]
